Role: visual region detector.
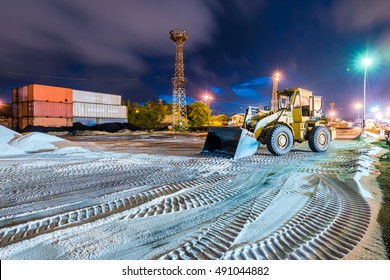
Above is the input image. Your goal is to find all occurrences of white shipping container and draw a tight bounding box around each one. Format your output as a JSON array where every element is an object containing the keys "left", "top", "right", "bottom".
[
  {"left": 73, "top": 102, "right": 127, "bottom": 118},
  {"left": 73, "top": 90, "right": 97, "bottom": 104},
  {"left": 87, "top": 103, "right": 97, "bottom": 117},
  {"left": 72, "top": 89, "right": 121, "bottom": 105}
]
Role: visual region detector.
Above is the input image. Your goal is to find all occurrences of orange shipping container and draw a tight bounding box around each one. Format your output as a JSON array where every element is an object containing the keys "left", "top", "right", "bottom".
[
  {"left": 19, "top": 118, "right": 28, "bottom": 130},
  {"left": 18, "top": 117, "right": 73, "bottom": 129},
  {"left": 17, "top": 102, "right": 28, "bottom": 117},
  {"left": 12, "top": 88, "right": 17, "bottom": 103},
  {"left": 12, "top": 117, "right": 19, "bottom": 131},
  {"left": 27, "top": 84, "right": 72, "bottom": 103},
  {"left": 12, "top": 87, "right": 28, "bottom": 103},
  {"left": 27, "top": 101, "right": 73, "bottom": 118}
]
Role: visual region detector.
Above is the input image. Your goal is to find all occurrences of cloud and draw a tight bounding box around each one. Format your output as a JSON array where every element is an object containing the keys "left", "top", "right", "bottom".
[
  {"left": 239, "top": 77, "right": 270, "bottom": 87},
  {"left": 210, "top": 0, "right": 266, "bottom": 19},
  {"left": 0, "top": 0, "right": 217, "bottom": 74},
  {"left": 210, "top": 87, "right": 223, "bottom": 94},
  {"left": 231, "top": 76, "right": 271, "bottom": 99},
  {"left": 231, "top": 88, "right": 258, "bottom": 99},
  {"left": 331, "top": 0, "right": 390, "bottom": 33}
]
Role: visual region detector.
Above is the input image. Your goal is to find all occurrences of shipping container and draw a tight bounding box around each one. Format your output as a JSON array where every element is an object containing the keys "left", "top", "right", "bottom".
[
  {"left": 21, "top": 86, "right": 28, "bottom": 102},
  {"left": 12, "top": 87, "right": 28, "bottom": 103},
  {"left": 97, "top": 118, "right": 128, "bottom": 124},
  {"left": 72, "top": 90, "right": 97, "bottom": 104},
  {"left": 72, "top": 89, "right": 121, "bottom": 105},
  {"left": 28, "top": 84, "right": 72, "bottom": 103},
  {"left": 12, "top": 88, "right": 17, "bottom": 103},
  {"left": 27, "top": 101, "right": 72, "bottom": 118},
  {"left": 73, "top": 102, "right": 127, "bottom": 119},
  {"left": 73, "top": 117, "right": 128, "bottom": 126},
  {"left": 12, "top": 117, "right": 18, "bottom": 131},
  {"left": 17, "top": 102, "right": 28, "bottom": 117},
  {"left": 96, "top": 93, "right": 121, "bottom": 105},
  {"left": 73, "top": 117, "right": 97, "bottom": 126},
  {"left": 14, "top": 102, "right": 72, "bottom": 118},
  {"left": 17, "top": 117, "right": 73, "bottom": 129},
  {"left": 18, "top": 117, "right": 28, "bottom": 130}
]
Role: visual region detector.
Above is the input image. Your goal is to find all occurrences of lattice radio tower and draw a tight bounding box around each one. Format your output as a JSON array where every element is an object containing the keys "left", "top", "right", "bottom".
[{"left": 170, "top": 29, "right": 188, "bottom": 131}]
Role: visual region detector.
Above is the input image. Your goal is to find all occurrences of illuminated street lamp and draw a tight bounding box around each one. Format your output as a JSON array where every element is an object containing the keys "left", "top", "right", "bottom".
[
  {"left": 330, "top": 111, "right": 335, "bottom": 123},
  {"left": 371, "top": 105, "right": 379, "bottom": 113},
  {"left": 355, "top": 103, "right": 362, "bottom": 122},
  {"left": 204, "top": 93, "right": 212, "bottom": 108},
  {"left": 362, "top": 57, "right": 372, "bottom": 134}
]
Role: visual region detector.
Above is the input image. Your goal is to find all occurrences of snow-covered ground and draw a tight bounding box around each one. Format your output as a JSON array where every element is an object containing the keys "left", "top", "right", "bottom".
[{"left": 0, "top": 126, "right": 386, "bottom": 259}]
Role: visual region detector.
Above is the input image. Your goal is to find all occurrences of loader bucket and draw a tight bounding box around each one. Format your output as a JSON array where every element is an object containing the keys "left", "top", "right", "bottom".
[{"left": 202, "top": 127, "right": 259, "bottom": 159}]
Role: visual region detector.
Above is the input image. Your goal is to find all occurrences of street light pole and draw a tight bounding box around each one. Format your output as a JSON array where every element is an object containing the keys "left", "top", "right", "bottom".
[
  {"left": 362, "top": 58, "right": 371, "bottom": 135},
  {"left": 355, "top": 103, "right": 362, "bottom": 125},
  {"left": 363, "top": 66, "right": 367, "bottom": 133}
]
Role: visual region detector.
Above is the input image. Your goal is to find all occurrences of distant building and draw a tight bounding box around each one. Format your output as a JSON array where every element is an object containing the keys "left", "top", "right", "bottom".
[
  {"left": 208, "top": 120, "right": 225, "bottom": 126},
  {"left": 231, "top": 113, "right": 245, "bottom": 127},
  {"left": 12, "top": 84, "right": 128, "bottom": 130}
]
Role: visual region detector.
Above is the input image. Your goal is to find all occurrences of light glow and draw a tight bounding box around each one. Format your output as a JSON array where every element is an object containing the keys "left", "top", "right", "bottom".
[
  {"left": 355, "top": 103, "right": 362, "bottom": 109},
  {"left": 371, "top": 106, "right": 379, "bottom": 113},
  {"left": 362, "top": 58, "right": 372, "bottom": 67},
  {"left": 273, "top": 72, "right": 281, "bottom": 81}
]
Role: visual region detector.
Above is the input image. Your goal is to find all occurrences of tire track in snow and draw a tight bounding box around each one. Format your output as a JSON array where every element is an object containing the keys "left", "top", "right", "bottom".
[
  {"left": 222, "top": 175, "right": 370, "bottom": 260},
  {"left": 123, "top": 175, "right": 237, "bottom": 219},
  {"left": 158, "top": 187, "right": 282, "bottom": 260},
  {"left": 0, "top": 176, "right": 230, "bottom": 247}
]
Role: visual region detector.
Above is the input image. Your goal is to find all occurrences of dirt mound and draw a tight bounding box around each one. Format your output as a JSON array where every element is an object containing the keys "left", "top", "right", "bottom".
[{"left": 21, "top": 122, "right": 140, "bottom": 134}]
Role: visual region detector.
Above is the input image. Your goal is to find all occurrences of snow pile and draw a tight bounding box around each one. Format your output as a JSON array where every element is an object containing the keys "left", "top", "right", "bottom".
[
  {"left": 353, "top": 158, "right": 374, "bottom": 199},
  {"left": 0, "top": 125, "right": 22, "bottom": 144},
  {"left": 359, "top": 131, "right": 379, "bottom": 143},
  {"left": 9, "top": 132, "right": 65, "bottom": 153},
  {"left": 0, "top": 144, "right": 26, "bottom": 156},
  {"left": 352, "top": 146, "right": 384, "bottom": 199},
  {"left": 0, "top": 125, "right": 80, "bottom": 157}
]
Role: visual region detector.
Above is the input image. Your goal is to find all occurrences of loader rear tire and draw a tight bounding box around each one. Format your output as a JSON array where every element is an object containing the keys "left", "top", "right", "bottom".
[
  {"left": 266, "top": 125, "right": 293, "bottom": 156},
  {"left": 308, "top": 126, "right": 330, "bottom": 152}
]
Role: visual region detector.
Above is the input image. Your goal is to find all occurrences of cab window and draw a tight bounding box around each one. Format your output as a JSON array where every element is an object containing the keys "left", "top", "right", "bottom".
[{"left": 279, "top": 95, "right": 290, "bottom": 109}]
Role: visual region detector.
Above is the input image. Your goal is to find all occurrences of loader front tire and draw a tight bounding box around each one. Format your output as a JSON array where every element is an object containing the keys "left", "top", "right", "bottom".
[
  {"left": 266, "top": 125, "right": 293, "bottom": 156},
  {"left": 308, "top": 126, "right": 330, "bottom": 152}
]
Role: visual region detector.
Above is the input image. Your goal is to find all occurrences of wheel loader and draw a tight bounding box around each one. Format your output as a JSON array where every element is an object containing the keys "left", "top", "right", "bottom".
[{"left": 202, "top": 87, "right": 336, "bottom": 159}]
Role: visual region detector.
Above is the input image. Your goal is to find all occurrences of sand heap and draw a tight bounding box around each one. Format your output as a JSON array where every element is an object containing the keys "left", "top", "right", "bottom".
[{"left": 0, "top": 125, "right": 77, "bottom": 157}]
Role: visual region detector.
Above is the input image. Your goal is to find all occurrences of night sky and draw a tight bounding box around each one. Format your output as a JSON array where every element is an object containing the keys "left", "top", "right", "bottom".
[{"left": 1, "top": 0, "right": 390, "bottom": 118}]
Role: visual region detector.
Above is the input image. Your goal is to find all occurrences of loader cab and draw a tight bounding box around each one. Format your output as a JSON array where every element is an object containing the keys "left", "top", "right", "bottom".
[{"left": 277, "top": 88, "right": 313, "bottom": 122}]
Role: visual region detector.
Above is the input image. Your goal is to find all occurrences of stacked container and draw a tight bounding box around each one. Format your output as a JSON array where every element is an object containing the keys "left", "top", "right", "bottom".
[
  {"left": 12, "top": 84, "right": 128, "bottom": 130},
  {"left": 12, "top": 84, "right": 73, "bottom": 130},
  {"left": 72, "top": 89, "right": 127, "bottom": 126}
]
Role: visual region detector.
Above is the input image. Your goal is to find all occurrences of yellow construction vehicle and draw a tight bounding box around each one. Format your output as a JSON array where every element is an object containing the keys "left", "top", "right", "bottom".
[{"left": 202, "top": 87, "right": 336, "bottom": 159}]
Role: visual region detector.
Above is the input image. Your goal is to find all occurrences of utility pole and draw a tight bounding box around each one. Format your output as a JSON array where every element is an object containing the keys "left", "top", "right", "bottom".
[
  {"left": 329, "top": 101, "right": 335, "bottom": 123},
  {"left": 271, "top": 72, "right": 280, "bottom": 112}
]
